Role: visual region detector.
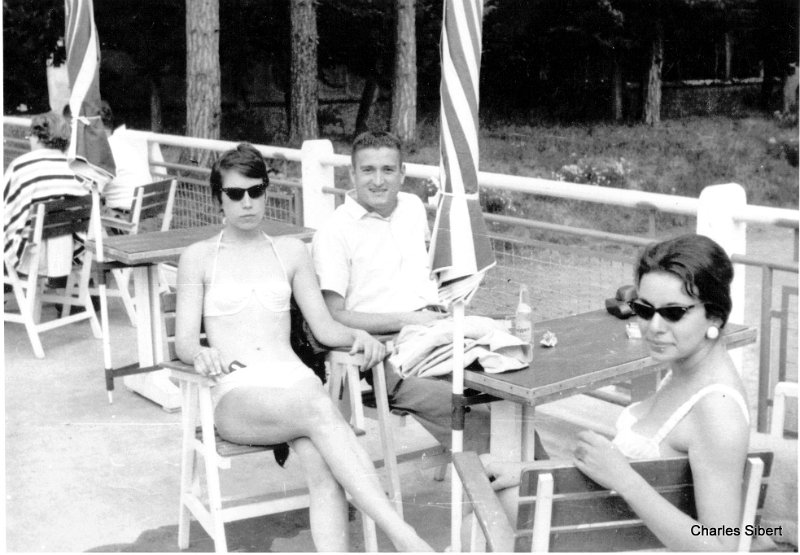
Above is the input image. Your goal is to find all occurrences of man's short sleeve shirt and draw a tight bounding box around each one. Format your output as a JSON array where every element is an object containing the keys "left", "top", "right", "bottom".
[{"left": 312, "top": 191, "right": 439, "bottom": 313}]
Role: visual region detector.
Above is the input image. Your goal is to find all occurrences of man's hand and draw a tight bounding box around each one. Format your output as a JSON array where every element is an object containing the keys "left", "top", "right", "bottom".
[{"left": 349, "top": 329, "right": 387, "bottom": 369}]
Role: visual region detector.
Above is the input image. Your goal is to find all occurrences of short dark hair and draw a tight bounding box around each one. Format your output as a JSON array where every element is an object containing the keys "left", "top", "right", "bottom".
[
  {"left": 351, "top": 130, "right": 403, "bottom": 167},
  {"left": 209, "top": 142, "right": 270, "bottom": 204},
  {"left": 29, "top": 112, "right": 71, "bottom": 151},
  {"left": 635, "top": 233, "right": 734, "bottom": 327}
]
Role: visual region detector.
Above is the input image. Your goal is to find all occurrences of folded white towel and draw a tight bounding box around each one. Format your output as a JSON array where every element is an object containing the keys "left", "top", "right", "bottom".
[{"left": 389, "top": 316, "right": 531, "bottom": 378}]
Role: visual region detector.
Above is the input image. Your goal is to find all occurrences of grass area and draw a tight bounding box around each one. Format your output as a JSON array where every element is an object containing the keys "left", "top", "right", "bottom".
[{"left": 329, "top": 111, "right": 798, "bottom": 249}]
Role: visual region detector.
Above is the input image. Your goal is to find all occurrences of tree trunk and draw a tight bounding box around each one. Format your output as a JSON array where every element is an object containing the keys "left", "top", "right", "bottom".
[
  {"left": 149, "top": 77, "right": 163, "bottom": 133},
  {"left": 611, "top": 52, "right": 624, "bottom": 122},
  {"left": 643, "top": 20, "right": 663, "bottom": 126},
  {"left": 289, "top": 0, "right": 318, "bottom": 146},
  {"left": 391, "top": 0, "right": 417, "bottom": 146},
  {"left": 186, "top": 0, "right": 221, "bottom": 165},
  {"left": 355, "top": 75, "right": 380, "bottom": 136},
  {"left": 724, "top": 31, "right": 733, "bottom": 80}
]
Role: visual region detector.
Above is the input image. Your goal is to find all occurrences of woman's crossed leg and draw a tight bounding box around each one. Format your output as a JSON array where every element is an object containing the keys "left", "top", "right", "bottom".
[{"left": 214, "top": 377, "right": 432, "bottom": 552}]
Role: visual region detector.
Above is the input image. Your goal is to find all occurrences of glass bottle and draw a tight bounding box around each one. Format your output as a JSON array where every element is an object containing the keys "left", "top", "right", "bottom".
[{"left": 514, "top": 284, "right": 532, "bottom": 344}]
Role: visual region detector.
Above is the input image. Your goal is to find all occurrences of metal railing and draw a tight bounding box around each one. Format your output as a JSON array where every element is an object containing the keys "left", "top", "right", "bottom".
[{"left": 4, "top": 117, "right": 797, "bottom": 431}]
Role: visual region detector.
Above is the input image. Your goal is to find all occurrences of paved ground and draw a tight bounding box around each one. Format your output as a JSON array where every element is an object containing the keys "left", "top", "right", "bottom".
[{"left": 4, "top": 224, "right": 797, "bottom": 552}]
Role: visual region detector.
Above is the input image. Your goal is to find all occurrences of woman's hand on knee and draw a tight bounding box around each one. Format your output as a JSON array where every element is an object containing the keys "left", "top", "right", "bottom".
[
  {"left": 349, "top": 330, "right": 386, "bottom": 369},
  {"left": 193, "top": 347, "right": 226, "bottom": 381}
]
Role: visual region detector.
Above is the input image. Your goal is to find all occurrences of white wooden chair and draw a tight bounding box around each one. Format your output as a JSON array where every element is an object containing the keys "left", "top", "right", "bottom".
[
  {"left": 3, "top": 196, "right": 102, "bottom": 358},
  {"left": 771, "top": 381, "right": 799, "bottom": 438},
  {"left": 453, "top": 449, "right": 773, "bottom": 552},
  {"left": 159, "top": 291, "right": 378, "bottom": 553},
  {"left": 326, "top": 348, "right": 451, "bottom": 518},
  {"left": 78, "top": 179, "right": 177, "bottom": 325}
]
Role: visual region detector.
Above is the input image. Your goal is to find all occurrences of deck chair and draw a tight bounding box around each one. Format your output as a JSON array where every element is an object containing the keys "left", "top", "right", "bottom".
[
  {"left": 3, "top": 196, "right": 101, "bottom": 358},
  {"left": 83, "top": 179, "right": 177, "bottom": 325},
  {"left": 158, "top": 291, "right": 378, "bottom": 553},
  {"left": 771, "top": 381, "right": 798, "bottom": 438},
  {"left": 327, "top": 349, "right": 452, "bottom": 517},
  {"left": 453, "top": 449, "right": 774, "bottom": 552}
]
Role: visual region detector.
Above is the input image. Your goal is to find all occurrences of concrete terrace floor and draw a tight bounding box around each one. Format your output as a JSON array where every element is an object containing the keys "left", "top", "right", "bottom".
[{"left": 4, "top": 224, "right": 797, "bottom": 552}]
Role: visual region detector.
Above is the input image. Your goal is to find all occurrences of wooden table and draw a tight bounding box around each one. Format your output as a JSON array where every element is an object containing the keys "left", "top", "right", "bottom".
[
  {"left": 461, "top": 310, "right": 757, "bottom": 461},
  {"left": 87, "top": 221, "right": 315, "bottom": 410}
]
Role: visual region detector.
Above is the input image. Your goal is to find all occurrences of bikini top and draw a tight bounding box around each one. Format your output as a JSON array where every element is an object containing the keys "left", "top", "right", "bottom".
[
  {"left": 203, "top": 231, "right": 291, "bottom": 317},
  {"left": 612, "top": 383, "right": 750, "bottom": 460}
]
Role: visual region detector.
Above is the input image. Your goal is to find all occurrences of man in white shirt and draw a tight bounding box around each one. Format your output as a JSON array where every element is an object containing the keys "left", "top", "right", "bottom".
[{"left": 312, "top": 131, "right": 493, "bottom": 452}]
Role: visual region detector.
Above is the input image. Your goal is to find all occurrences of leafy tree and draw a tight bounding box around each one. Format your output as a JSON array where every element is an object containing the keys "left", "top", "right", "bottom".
[
  {"left": 94, "top": 0, "right": 185, "bottom": 132},
  {"left": 3, "top": 0, "right": 64, "bottom": 113}
]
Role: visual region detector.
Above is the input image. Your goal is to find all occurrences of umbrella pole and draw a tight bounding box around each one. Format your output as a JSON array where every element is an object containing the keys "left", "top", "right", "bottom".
[
  {"left": 88, "top": 181, "right": 113, "bottom": 403},
  {"left": 450, "top": 299, "right": 465, "bottom": 551}
]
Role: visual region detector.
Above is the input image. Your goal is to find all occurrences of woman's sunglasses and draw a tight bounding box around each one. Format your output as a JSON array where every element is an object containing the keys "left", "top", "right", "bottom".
[
  {"left": 627, "top": 300, "right": 700, "bottom": 323},
  {"left": 221, "top": 184, "right": 267, "bottom": 201}
]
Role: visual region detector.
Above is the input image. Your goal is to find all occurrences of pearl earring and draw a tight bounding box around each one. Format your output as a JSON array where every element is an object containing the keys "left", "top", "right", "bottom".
[{"left": 706, "top": 326, "right": 720, "bottom": 340}]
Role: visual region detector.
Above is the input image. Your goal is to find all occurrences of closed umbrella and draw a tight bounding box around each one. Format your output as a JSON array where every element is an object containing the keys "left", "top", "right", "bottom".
[
  {"left": 428, "top": 0, "right": 495, "bottom": 550},
  {"left": 65, "top": 0, "right": 116, "bottom": 401}
]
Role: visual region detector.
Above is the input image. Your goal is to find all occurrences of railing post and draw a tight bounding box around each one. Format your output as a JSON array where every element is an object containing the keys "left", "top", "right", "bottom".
[
  {"left": 758, "top": 266, "right": 774, "bottom": 433},
  {"left": 300, "top": 139, "right": 336, "bottom": 230},
  {"left": 697, "top": 183, "right": 747, "bottom": 371}
]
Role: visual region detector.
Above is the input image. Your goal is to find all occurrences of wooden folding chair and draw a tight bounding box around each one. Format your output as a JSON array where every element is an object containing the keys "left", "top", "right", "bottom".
[
  {"left": 159, "top": 291, "right": 378, "bottom": 553},
  {"left": 326, "top": 349, "right": 451, "bottom": 518},
  {"left": 771, "top": 381, "right": 799, "bottom": 438},
  {"left": 453, "top": 449, "right": 774, "bottom": 552},
  {"left": 83, "top": 178, "right": 177, "bottom": 325},
  {"left": 3, "top": 196, "right": 101, "bottom": 358}
]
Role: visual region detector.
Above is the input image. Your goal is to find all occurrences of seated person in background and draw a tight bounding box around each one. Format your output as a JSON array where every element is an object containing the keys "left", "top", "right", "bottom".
[
  {"left": 312, "top": 130, "right": 547, "bottom": 457},
  {"left": 4, "top": 112, "right": 89, "bottom": 281},
  {"left": 471, "top": 234, "right": 753, "bottom": 551},
  {"left": 100, "top": 101, "right": 153, "bottom": 219},
  {"left": 175, "top": 143, "right": 431, "bottom": 552}
]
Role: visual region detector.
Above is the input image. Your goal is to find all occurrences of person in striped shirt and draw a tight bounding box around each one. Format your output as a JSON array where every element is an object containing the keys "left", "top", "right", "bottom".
[{"left": 4, "top": 112, "right": 89, "bottom": 279}]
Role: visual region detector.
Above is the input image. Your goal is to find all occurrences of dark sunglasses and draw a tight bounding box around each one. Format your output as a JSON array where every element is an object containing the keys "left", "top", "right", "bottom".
[
  {"left": 221, "top": 184, "right": 267, "bottom": 201},
  {"left": 627, "top": 300, "right": 700, "bottom": 323}
]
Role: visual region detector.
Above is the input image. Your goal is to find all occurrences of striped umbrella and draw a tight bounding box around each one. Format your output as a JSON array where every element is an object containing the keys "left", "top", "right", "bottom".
[
  {"left": 65, "top": 0, "right": 115, "bottom": 183},
  {"left": 65, "top": 0, "right": 117, "bottom": 402},
  {"left": 428, "top": 0, "right": 495, "bottom": 549}
]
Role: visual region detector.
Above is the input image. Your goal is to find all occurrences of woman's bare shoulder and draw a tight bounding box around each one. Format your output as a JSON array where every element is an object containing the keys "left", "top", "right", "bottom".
[
  {"left": 179, "top": 237, "right": 217, "bottom": 268},
  {"left": 272, "top": 236, "right": 309, "bottom": 261},
  {"left": 689, "top": 385, "right": 750, "bottom": 453}
]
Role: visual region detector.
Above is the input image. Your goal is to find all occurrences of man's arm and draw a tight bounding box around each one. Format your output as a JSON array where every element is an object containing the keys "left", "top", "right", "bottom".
[{"left": 322, "top": 290, "right": 445, "bottom": 335}]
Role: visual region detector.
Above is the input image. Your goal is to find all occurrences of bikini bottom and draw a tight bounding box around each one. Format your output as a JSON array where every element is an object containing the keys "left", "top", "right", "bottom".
[{"left": 210, "top": 360, "right": 317, "bottom": 411}]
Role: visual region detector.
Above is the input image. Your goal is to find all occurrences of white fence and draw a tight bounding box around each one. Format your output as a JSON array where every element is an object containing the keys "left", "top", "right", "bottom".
[{"left": 4, "top": 116, "right": 798, "bottom": 430}]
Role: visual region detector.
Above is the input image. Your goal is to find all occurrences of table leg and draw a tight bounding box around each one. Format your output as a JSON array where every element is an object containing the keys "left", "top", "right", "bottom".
[
  {"left": 490, "top": 401, "right": 523, "bottom": 461},
  {"left": 521, "top": 404, "right": 538, "bottom": 461},
  {"left": 123, "top": 265, "right": 181, "bottom": 411}
]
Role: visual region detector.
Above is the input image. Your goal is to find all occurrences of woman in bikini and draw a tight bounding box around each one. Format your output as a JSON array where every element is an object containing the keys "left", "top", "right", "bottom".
[
  {"left": 175, "top": 143, "right": 431, "bottom": 552},
  {"left": 478, "top": 234, "right": 750, "bottom": 551}
]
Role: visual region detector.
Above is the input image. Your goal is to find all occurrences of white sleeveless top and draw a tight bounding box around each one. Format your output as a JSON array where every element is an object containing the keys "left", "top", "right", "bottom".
[{"left": 612, "top": 384, "right": 750, "bottom": 459}]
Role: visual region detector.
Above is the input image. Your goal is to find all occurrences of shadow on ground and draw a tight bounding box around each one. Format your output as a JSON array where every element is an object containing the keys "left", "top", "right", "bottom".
[{"left": 85, "top": 509, "right": 317, "bottom": 552}]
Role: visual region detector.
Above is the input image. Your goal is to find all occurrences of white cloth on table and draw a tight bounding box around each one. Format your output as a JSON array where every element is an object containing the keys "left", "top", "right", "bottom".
[
  {"left": 312, "top": 191, "right": 439, "bottom": 312},
  {"left": 388, "top": 316, "right": 531, "bottom": 379},
  {"left": 103, "top": 125, "right": 162, "bottom": 210},
  {"left": 3, "top": 148, "right": 88, "bottom": 275}
]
